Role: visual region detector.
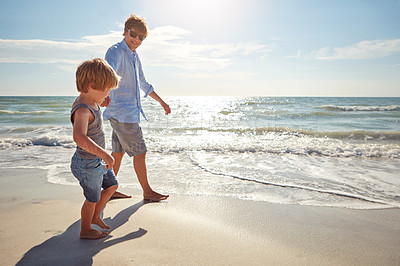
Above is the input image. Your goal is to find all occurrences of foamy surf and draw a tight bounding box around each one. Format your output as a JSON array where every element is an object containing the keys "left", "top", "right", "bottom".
[
  {"left": 319, "top": 105, "right": 400, "bottom": 112},
  {"left": 0, "top": 96, "right": 399, "bottom": 209}
]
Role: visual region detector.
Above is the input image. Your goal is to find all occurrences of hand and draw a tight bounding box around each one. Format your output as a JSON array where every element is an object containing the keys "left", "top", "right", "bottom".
[
  {"left": 162, "top": 103, "right": 171, "bottom": 115},
  {"left": 148, "top": 91, "right": 171, "bottom": 115},
  {"left": 100, "top": 96, "right": 111, "bottom": 107},
  {"left": 103, "top": 153, "right": 115, "bottom": 170}
]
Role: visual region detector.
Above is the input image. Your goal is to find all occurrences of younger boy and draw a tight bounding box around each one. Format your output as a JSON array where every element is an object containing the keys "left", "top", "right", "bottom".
[{"left": 70, "top": 58, "right": 120, "bottom": 239}]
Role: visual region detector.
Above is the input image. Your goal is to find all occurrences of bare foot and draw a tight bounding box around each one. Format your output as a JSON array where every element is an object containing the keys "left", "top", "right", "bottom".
[
  {"left": 92, "top": 217, "right": 111, "bottom": 230},
  {"left": 80, "top": 229, "right": 108, "bottom": 239},
  {"left": 144, "top": 191, "right": 169, "bottom": 202},
  {"left": 111, "top": 191, "right": 132, "bottom": 199}
]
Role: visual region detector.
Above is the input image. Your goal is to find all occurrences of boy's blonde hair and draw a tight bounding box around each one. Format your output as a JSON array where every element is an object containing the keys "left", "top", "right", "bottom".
[
  {"left": 125, "top": 14, "right": 148, "bottom": 38},
  {"left": 76, "top": 58, "right": 120, "bottom": 92}
]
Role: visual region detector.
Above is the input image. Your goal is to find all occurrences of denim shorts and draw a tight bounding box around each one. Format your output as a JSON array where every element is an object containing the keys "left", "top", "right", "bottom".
[
  {"left": 109, "top": 118, "right": 147, "bottom": 157},
  {"left": 70, "top": 153, "right": 118, "bottom": 203}
]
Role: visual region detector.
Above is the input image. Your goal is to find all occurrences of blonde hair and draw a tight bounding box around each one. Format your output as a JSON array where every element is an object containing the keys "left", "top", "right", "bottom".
[
  {"left": 75, "top": 58, "right": 120, "bottom": 92},
  {"left": 125, "top": 14, "right": 148, "bottom": 38}
]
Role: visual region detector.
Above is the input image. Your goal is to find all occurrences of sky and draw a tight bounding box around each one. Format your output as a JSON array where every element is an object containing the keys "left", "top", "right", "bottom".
[{"left": 0, "top": 0, "right": 399, "bottom": 97}]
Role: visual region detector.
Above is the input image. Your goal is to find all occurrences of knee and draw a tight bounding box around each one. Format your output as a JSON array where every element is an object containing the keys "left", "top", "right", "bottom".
[
  {"left": 135, "top": 152, "right": 146, "bottom": 160},
  {"left": 112, "top": 152, "right": 124, "bottom": 160}
]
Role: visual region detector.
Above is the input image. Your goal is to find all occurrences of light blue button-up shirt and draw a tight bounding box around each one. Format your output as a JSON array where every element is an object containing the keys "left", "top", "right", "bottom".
[{"left": 103, "top": 39, "right": 154, "bottom": 123}]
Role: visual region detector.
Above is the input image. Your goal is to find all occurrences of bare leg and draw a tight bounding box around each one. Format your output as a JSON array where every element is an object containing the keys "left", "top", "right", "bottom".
[
  {"left": 134, "top": 152, "right": 169, "bottom": 202},
  {"left": 111, "top": 152, "right": 124, "bottom": 176},
  {"left": 92, "top": 185, "right": 118, "bottom": 229},
  {"left": 111, "top": 152, "right": 131, "bottom": 199},
  {"left": 80, "top": 200, "right": 108, "bottom": 239}
]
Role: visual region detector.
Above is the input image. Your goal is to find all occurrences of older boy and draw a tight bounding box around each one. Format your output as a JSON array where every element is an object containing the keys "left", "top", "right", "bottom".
[
  {"left": 103, "top": 14, "right": 171, "bottom": 202},
  {"left": 70, "top": 58, "right": 120, "bottom": 239}
]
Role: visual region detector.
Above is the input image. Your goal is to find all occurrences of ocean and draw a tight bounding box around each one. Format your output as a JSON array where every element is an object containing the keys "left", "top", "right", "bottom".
[{"left": 1, "top": 96, "right": 399, "bottom": 209}]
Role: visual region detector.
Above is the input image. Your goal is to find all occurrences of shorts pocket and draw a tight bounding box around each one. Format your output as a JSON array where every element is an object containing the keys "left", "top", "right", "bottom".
[{"left": 84, "top": 159, "right": 102, "bottom": 170}]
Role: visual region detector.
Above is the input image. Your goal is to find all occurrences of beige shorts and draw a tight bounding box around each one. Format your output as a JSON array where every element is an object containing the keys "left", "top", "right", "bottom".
[{"left": 109, "top": 118, "right": 147, "bottom": 157}]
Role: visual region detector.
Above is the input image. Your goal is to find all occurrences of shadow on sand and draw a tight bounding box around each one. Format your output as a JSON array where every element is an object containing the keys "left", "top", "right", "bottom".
[{"left": 16, "top": 200, "right": 150, "bottom": 265}]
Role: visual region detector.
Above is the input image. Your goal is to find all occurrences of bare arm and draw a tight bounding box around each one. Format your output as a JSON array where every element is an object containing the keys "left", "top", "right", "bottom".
[
  {"left": 72, "top": 107, "right": 115, "bottom": 169},
  {"left": 149, "top": 91, "right": 171, "bottom": 115}
]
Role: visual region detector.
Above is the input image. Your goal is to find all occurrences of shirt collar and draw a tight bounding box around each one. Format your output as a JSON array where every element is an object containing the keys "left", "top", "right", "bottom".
[{"left": 121, "top": 39, "right": 136, "bottom": 55}]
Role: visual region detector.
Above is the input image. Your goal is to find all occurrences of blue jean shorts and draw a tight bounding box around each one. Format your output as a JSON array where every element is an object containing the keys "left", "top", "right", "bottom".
[
  {"left": 109, "top": 118, "right": 147, "bottom": 157},
  {"left": 70, "top": 153, "right": 118, "bottom": 203}
]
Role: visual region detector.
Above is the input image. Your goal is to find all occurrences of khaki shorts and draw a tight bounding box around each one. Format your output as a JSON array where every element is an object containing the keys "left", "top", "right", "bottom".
[{"left": 109, "top": 118, "right": 147, "bottom": 157}]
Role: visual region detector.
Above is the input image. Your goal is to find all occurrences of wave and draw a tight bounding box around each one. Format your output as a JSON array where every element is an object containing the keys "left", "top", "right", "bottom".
[
  {"left": 1, "top": 126, "right": 399, "bottom": 158},
  {"left": 311, "top": 130, "right": 400, "bottom": 141},
  {"left": 190, "top": 157, "right": 397, "bottom": 208},
  {"left": 1, "top": 134, "right": 399, "bottom": 158},
  {"left": 166, "top": 126, "right": 400, "bottom": 141},
  {"left": 311, "top": 111, "right": 336, "bottom": 116},
  {"left": 0, "top": 110, "right": 56, "bottom": 114},
  {"left": 320, "top": 105, "right": 400, "bottom": 112},
  {"left": 147, "top": 131, "right": 400, "bottom": 158},
  {"left": 243, "top": 100, "right": 295, "bottom": 106},
  {"left": 0, "top": 136, "right": 74, "bottom": 149},
  {"left": 155, "top": 145, "right": 399, "bottom": 159}
]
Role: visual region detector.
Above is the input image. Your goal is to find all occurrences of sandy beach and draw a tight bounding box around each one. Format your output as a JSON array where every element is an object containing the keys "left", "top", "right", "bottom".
[{"left": 0, "top": 168, "right": 399, "bottom": 266}]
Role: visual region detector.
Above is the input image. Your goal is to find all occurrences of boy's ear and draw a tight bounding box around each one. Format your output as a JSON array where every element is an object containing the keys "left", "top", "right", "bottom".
[{"left": 87, "top": 83, "right": 95, "bottom": 91}]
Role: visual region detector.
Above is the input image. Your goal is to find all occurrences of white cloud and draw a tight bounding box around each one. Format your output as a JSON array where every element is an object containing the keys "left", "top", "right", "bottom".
[
  {"left": 0, "top": 32, "right": 122, "bottom": 66},
  {"left": 302, "top": 39, "right": 400, "bottom": 60},
  {"left": 140, "top": 26, "right": 272, "bottom": 70},
  {"left": 0, "top": 25, "right": 272, "bottom": 71}
]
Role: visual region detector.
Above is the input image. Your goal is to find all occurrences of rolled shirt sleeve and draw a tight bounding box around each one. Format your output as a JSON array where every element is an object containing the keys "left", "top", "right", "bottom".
[{"left": 136, "top": 54, "right": 154, "bottom": 98}]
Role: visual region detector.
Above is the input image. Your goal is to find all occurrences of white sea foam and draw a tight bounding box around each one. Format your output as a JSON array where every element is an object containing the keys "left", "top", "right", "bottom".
[
  {"left": 145, "top": 132, "right": 400, "bottom": 158},
  {"left": 2, "top": 126, "right": 399, "bottom": 158},
  {"left": 0, "top": 136, "right": 74, "bottom": 148},
  {"left": 188, "top": 151, "right": 400, "bottom": 209},
  {"left": 320, "top": 105, "right": 400, "bottom": 112},
  {"left": 47, "top": 164, "right": 79, "bottom": 187},
  {"left": 0, "top": 110, "right": 55, "bottom": 114}
]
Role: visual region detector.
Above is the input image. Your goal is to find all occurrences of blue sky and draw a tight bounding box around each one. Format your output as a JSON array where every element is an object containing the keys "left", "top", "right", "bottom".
[{"left": 0, "top": 0, "right": 399, "bottom": 96}]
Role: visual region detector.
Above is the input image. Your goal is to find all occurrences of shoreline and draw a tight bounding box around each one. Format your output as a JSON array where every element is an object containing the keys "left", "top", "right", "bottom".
[{"left": 1, "top": 168, "right": 400, "bottom": 265}]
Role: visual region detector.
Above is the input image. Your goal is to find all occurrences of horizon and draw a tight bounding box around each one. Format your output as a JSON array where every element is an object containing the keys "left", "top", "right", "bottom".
[{"left": 1, "top": 95, "right": 400, "bottom": 98}]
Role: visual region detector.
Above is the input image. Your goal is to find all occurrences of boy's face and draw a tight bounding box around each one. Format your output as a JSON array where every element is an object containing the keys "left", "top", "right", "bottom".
[
  {"left": 124, "top": 27, "right": 145, "bottom": 51},
  {"left": 97, "top": 89, "right": 111, "bottom": 104},
  {"left": 89, "top": 87, "right": 111, "bottom": 104}
]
